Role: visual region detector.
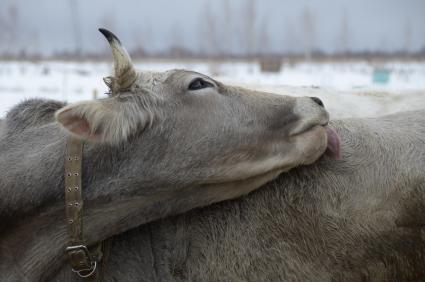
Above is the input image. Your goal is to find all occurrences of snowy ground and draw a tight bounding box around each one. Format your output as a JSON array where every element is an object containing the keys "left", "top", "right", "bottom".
[{"left": 0, "top": 60, "right": 424, "bottom": 119}]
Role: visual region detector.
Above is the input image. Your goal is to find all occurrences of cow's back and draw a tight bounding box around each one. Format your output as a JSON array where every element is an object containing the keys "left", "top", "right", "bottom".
[
  {"left": 92, "top": 110, "right": 425, "bottom": 282},
  {"left": 2, "top": 99, "right": 65, "bottom": 135},
  {"left": 0, "top": 119, "right": 4, "bottom": 136}
]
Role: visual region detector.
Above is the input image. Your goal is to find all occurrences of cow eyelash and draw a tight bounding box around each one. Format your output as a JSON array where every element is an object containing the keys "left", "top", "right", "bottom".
[{"left": 188, "top": 78, "right": 214, "bottom": 91}]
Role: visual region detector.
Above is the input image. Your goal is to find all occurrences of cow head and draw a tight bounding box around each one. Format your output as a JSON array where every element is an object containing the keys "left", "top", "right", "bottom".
[{"left": 55, "top": 29, "right": 332, "bottom": 203}]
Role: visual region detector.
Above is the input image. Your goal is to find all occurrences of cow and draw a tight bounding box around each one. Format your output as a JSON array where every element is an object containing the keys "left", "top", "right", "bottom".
[
  {"left": 0, "top": 29, "right": 337, "bottom": 281},
  {"left": 52, "top": 110, "right": 424, "bottom": 282}
]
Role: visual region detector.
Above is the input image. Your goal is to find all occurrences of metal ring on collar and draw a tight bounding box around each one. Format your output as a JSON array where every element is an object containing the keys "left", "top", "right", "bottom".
[{"left": 72, "top": 261, "right": 97, "bottom": 278}]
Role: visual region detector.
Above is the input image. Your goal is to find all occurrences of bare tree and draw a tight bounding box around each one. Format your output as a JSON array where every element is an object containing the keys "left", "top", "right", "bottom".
[
  {"left": 258, "top": 16, "right": 270, "bottom": 55},
  {"left": 0, "top": 9, "right": 9, "bottom": 54},
  {"left": 242, "top": 0, "right": 257, "bottom": 56},
  {"left": 282, "top": 18, "right": 298, "bottom": 54},
  {"left": 0, "top": 2, "right": 20, "bottom": 55},
  {"left": 29, "top": 30, "right": 40, "bottom": 58},
  {"left": 403, "top": 19, "right": 412, "bottom": 53},
  {"left": 8, "top": 4, "right": 19, "bottom": 49},
  {"left": 69, "top": 0, "right": 83, "bottom": 57},
  {"left": 339, "top": 11, "right": 350, "bottom": 54},
  {"left": 198, "top": 2, "right": 219, "bottom": 56},
  {"left": 220, "top": 0, "right": 233, "bottom": 56},
  {"left": 132, "top": 24, "right": 151, "bottom": 57},
  {"left": 169, "top": 21, "right": 186, "bottom": 58},
  {"left": 301, "top": 7, "right": 315, "bottom": 60}
]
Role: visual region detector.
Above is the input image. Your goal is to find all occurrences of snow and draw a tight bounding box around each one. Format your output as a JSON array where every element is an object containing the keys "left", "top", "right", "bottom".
[{"left": 0, "top": 60, "right": 424, "bottom": 119}]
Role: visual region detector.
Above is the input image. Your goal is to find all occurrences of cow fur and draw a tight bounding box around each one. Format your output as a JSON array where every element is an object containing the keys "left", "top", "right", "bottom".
[
  {"left": 2, "top": 98, "right": 424, "bottom": 280},
  {"left": 55, "top": 110, "right": 424, "bottom": 282}
]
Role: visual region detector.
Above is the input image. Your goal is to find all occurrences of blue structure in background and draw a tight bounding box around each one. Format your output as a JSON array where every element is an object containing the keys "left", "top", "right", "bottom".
[{"left": 372, "top": 68, "right": 391, "bottom": 84}]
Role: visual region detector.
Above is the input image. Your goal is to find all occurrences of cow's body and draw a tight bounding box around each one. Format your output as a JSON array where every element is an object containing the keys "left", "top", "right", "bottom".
[
  {"left": 2, "top": 103, "right": 425, "bottom": 282},
  {"left": 51, "top": 110, "right": 425, "bottom": 281}
]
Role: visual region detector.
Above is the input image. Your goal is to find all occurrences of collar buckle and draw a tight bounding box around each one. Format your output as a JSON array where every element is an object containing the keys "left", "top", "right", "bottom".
[{"left": 66, "top": 244, "right": 97, "bottom": 278}]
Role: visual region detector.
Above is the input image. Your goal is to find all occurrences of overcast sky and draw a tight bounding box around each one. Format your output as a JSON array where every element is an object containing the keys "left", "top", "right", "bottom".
[{"left": 1, "top": 0, "right": 424, "bottom": 56}]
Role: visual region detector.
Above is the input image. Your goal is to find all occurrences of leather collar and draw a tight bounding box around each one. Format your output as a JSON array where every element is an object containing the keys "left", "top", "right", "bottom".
[{"left": 64, "top": 137, "right": 110, "bottom": 279}]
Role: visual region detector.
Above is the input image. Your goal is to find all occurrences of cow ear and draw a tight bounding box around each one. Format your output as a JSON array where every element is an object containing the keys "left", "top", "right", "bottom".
[{"left": 55, "top": 98, "right": 146, "bottom": 144}]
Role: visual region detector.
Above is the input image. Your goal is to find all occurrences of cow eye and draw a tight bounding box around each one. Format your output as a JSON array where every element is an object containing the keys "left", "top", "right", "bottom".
[{"left": 188, "top": 78, "right": 213, "bottom": 91}]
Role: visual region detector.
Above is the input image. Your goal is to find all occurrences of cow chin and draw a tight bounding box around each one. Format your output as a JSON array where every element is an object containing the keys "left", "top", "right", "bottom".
[
  {"left": 196, "top": 139, "right": 326, "bottom": 206},
  {"left": 196, "top": 127, "right": 327, "bottom": 202},
  {"left": 202, "top": 125, "right": 328, "bottom": 186},
  {"left": 196, "top": 168, "right": 287, "bottom": 205},
  {"left": 291, "top": 125, "right": 328, "bottom": 166}
]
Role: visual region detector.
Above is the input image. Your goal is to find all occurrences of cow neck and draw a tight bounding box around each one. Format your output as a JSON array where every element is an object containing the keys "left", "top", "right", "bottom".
[{"left": 64, "top": 137, "right": 111, "bottom": 280}]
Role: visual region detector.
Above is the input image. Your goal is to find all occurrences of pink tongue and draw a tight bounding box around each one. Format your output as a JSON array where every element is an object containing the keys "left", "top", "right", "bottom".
[{"left": 325, "top": 127, "right": 341, "bottom": 159}]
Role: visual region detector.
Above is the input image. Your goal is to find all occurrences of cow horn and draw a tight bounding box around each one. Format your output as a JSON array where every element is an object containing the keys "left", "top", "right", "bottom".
[{"left": 99, "top": 28, "right": 137, "bottom": 94}]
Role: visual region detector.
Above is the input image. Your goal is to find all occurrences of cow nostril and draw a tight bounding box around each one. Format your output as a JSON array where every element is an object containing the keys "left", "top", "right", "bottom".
[{"left": 310, "top": 97, "right": 324, "bottom": 107}]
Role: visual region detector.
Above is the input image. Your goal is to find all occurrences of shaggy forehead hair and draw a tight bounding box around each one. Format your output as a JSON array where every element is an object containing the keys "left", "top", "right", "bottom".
[
  {"left": 107, "top": 70, "right": 171, "bottom": 97},
  {"left": 56, "top": 88, "right": 164, "bottom": 145}
]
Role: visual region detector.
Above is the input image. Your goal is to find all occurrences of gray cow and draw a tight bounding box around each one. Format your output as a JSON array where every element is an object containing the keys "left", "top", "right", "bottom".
[
  {"left": 52, "top": 110, "right": 424, "bottom": 282},
  {"left": 0, "top": 30, "right": 335, "bottom": 281},
  {"left": 2, "top": 30, "right": 424, "bottom": 281},
  {"left": 4, "top": 103, "right": 425, "bottom": 281}
]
